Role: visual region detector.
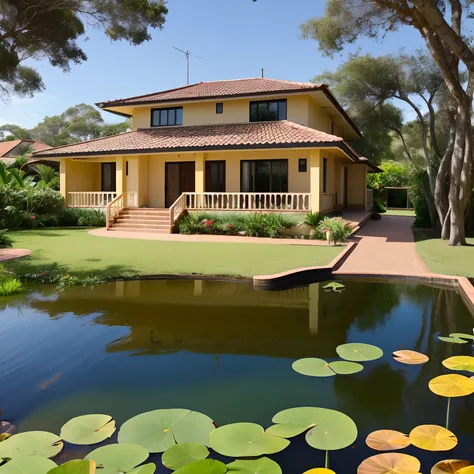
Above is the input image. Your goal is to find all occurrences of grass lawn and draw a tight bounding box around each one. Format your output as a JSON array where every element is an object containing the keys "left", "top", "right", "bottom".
[
  {"left": 415, "top": 230, "right": 474, "bottom": 278},
  {"left": 384, "top": 209, "right": 416, "bottom": 217},
  {"left": 5, "top": 229, "right": 342, "bottom": 279}
]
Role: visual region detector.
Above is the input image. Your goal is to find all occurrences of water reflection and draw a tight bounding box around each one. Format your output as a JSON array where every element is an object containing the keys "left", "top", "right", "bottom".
[{"left": 1, "top": 280, "right": 474, "bottom": 473}]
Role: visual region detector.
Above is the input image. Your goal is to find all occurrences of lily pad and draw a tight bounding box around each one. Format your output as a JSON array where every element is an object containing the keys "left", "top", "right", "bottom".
[
  {"left": 449, "top": 333, "right": 474, "bottom": 341},
  {"left": 303, "top": 470, "right": 336, "bottom": 474},
  {"left": 357, "top": 453, "right": 420, "bottom": 474},
  {"left": 46, "top": 460, "right": 96, "bottom": 474},
  {"left": 409, "top": 425, "right": 457, "bottom": 451},
  {"left": 174, "top": 460, "right": 227, "bottom": 474},
  {"left": 0, "top": 431, "right": 63, "bottom": 458},
  {"left": 429, "top": 374, "right": 474, "bottom": 397},
  {"left": 431, "top": 459, "right": 472, "bottom": 473},
  {"left": 393, "top": 350, "right": 429, "bottom": 365},
  {"left": 292, "top": 359, "right": 363, "bottom": 377},
  {"left": 438, "top": 336, "right": 468, "bottom": 344},
  {"left": 266, "top": 407, "right": 357, "bottom": 451},
  {"left": 209, "top": 423, "right": 289, "bottom": 458},
  {"left": 323, "top": 282, "right": 345, "bottom": 293},
  {"left": 0, "top": 455, "right": 57, "bottom": 474},
  {"left": 85, "top": 444, "right": 149, "bottom": 474},
  {"left": 162, "top": 442, "right": 209, "bottom": 470},
  {"left": 118, "top": 409, "right": 215, "bottom": 453},
  {"left": 128, "top": 465, "right": 156, "bottom": 474},
  {"left": 227, "top": 457, "right": 282, "bottom": 474},
  {"left": 336, "top": 343, "right": 383, "bottom": 362},
  {"left": 365, "top": 430, "right": 410, "bottom": 451},
  {"left": 60, "top": 414, "right": 116, "bottom": 445},
  {"left": 442, "top": 356, "right": 474, "bottom": 373}
]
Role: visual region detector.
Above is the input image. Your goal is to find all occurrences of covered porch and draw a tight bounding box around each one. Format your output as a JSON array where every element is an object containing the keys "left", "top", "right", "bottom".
[{"left": 60, "top": 147, "right": 373, "bottom": 217}]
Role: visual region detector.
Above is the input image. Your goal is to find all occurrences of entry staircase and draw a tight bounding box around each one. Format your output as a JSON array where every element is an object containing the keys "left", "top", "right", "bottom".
[{"left": 108, "top": 208, "right": 171, "bottom": 234}]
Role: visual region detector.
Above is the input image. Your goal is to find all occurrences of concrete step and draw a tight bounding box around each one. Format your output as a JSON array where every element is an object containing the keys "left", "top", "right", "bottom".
[
  {"left": 108, "top": 227, "right": 169, "bottom": 234},
  {"left": 117, "top": 215, "right": 170, "bottom": 222},
  {"left": 121, "top": 210, "right": 169, "bottom": 216},
  {"left": 113, "top": 222, "right": 169, "bottom": 230}
]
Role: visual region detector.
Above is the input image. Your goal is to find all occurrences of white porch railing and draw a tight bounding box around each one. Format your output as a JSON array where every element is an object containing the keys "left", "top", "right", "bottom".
[
  {"left": 68, "top": 191, "right": 138, "bottom": 209},
  {"left": 366, "top": 189, "right": 374, "bottom": 212},
  {"left": 169, "top": 193, "right": 187, "bottom": 227},
  {"left": 106, "top": 193, "right": 123, "bottom": 229},
  {"left": 68, "top": 192, "right": 117, "bottom": 208},
  {"left": 185, "top": 193, "right": 311, "bottom": 212},
  {"left": 320, "top": 193, "right": 336, "bottom": 212}
]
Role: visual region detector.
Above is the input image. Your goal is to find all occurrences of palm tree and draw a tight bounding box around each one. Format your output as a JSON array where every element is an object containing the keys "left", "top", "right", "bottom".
[
  {"left": 32, "top": 164, "right": 60, "bottom": 189},
  {"left": 0, "top": 161, "right": 35, "bottom": 188}
]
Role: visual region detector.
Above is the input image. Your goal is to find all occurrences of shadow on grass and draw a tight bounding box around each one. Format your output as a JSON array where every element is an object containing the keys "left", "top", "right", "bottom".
[{"left": 4, "top": 257, "right": 140, "bottom": 280}]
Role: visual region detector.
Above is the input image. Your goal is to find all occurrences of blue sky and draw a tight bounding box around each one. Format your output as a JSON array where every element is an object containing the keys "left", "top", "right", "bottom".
[{"left": 0, "top": 0, "right": 426, "bottom": 128}]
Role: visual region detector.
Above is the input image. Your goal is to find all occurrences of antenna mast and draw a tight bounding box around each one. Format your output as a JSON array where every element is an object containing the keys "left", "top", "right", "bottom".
[{"left": 173, "top": 46, "right": 191, "bottom": 85}]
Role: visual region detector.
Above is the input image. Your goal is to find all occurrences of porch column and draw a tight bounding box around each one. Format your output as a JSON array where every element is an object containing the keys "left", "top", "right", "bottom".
[
  {"left": 60, "top": 158, "right": 68, "bottom": 204},
  {"left": 309, "top": 149, "right": 321, "bottom": 212},
  {"left": 195, "top": 152, "right": 205, "bottom": 193},
  {"left": 115, "top": 156, "right": 126, "bottom": 194}
]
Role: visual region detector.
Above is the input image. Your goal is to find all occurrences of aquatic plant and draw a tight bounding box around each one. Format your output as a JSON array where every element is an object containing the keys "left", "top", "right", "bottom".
[
  {"left": 292, "top": 358, "right": 363, "bottom": 377},
  {"left": 393, "top": 350, "right": 429, "bottom": 365},
  {"left": 336, "top": 342, "right": 384, "bottom": 362},
  {"left": 365, "top": 430, "right": 410, "bottom": 451},
  {"left": 409, "top": 425, "right": 457, "bottom": 451},
  {"left": 226, "top": 457, "right": 281, "bottom": 474},
  {"left": 0, "top": 277, "right": 23, "bottom": 296},
  {"left": 162, "top": 442, "right": 209, "bottom": 471},
  {"left": 60, "top": 414, "right": 116, "bottom": 445},
  {"left": 357, "top": 453, "right": 420, "bottom": 474}
]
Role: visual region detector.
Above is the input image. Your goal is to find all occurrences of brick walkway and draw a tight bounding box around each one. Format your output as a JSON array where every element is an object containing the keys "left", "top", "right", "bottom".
[
  {"left": 336, "top": 215, "right": 429, "bottom": 275},
  {"left": 0, "top": 248, "right": 31, "bottom": 262}
]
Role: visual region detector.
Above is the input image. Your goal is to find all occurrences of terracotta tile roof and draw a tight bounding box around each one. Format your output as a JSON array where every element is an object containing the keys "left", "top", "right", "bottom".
[
  {"left": 0, "top": 140, "right": 22, "bottom": 157},
  {"left": 98, "top": 78, "right": 324, "bottom": 107},
  {"left": 33, "top": 121, "right": 348, "bottom": 158},
  {"left": 30, "top": 141, "right": 52, "bottom": 152}
]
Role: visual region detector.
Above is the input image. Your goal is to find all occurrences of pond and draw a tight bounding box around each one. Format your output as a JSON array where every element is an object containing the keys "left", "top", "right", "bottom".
[{"left": 1, "top": 279, "right": 474, "bottom": 472}]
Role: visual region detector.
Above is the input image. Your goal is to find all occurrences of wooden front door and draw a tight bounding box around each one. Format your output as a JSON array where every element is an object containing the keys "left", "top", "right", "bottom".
[
  {"left": 165, "top": 162, "right": 195, "bottom": 207},
  {"left": 343, "top": 166, "right": 348, "bottom": 209},
  {"left": 101, "top": 162, "right": 116, "bottom": 191}
]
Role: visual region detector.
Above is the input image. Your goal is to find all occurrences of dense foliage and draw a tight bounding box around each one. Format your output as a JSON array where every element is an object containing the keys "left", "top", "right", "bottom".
[
  {"left": 0, "top": 104, "right": 130, "bottom": 146},
  {"left": 0, "top": 0, "right": 168, "bottom": 99}
]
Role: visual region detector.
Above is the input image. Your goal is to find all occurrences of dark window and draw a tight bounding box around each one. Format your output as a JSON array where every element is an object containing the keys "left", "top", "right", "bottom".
[
  {"left": 101, "top": 162, "right": 116, "bottom": 192},
  {"left": 151, "top": 107, "right": 183, "bottom": 127},
  {"left": 206, "top": 161, "right": 226, "bottom": 192},
  {"left": 322, "top": 158, "right": 328, "bottom": 193},
  {"left": 126, "top": 161, "right": 129, "bottom": 176},
  {"left": 216, "top": 103, "right": 224, "bottom": 114},
  {"left": 298, "top": 158, "right": 307, "bottom": 173},
  {"left": 249, "top": 99, "right": 287, "bottom": 122},
  {"left": 241, "top": 160, "right": 288, "bottom": 192}
]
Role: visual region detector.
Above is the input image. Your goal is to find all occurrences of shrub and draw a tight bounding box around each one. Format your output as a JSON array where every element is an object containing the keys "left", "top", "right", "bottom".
[
  {"left": 0, "top": 278, "right": 23, "bottom": 296},
  {"left": 58, "top": 208, "right": 106, "bottom": 227},
  {"left": 317, "top": 217, "right": 353, "bottom": 245},
  {"left": 410, "top": 170, "right": 432, "bottom": 228},
  {"left": 304, "top": 211, "right": 324, "bottom": 228},
  {"left": 0, "top": 230, "right": 12, "bottom": 248}
]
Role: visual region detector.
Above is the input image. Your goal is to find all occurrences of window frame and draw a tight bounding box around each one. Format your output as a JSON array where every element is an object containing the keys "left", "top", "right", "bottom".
[
  {"left": 298, "top": 158, "right": 307, "bottom": 173},
  {"left": 150, "top": 106, "right": 183, "bottom": 127},
  {"left": 216, "top": 102, "right": 224, "bottom": 114},
  {"left": 249, "top": 99, "right": 287, "bottom": 122},
  {"left": 322, "top": 157, "right": 328, "bottom": 194},
  {"left": 240, "top": 159, "right": 288, "bottom": 193}
]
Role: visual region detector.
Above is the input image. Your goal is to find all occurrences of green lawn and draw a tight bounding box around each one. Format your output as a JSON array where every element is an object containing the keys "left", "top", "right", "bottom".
[
  {"left": 5, "top": 229, "right": 342, "bottom": 279},
  {"left": 415, "top": 231, "right": 474, "bottom": 278},
  {"left": 384, "top": 209, "right": 416, "bottom": 217}
]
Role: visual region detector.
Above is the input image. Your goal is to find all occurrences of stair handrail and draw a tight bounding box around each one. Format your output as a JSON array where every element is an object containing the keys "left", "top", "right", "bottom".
[
  {"left": 169, "top": 193, "right": 187, "bottom": 228},
  {"left": 106, "top": 193, "right": 124, "bottom": 229}
]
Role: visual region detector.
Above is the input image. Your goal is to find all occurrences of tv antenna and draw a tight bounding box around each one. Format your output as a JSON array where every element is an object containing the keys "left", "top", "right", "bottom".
[{"left": 173, "top": 47, "right": 201, "bottom": 85}]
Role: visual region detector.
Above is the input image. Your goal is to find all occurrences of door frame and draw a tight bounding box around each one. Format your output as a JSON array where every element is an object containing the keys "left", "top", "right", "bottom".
[
  {"left": 101, "top": 162, "right": 116, "bottom": 192},
  {"left": 165, "top": 161, "right": 196, "bottom": 207}
]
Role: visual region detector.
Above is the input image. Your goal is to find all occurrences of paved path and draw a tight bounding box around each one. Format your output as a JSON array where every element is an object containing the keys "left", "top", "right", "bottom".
[
  {"left": 336, "top": 215, "right": 429, "bottom": 275},
  {"left": 0, "top": 248, "right": 31, "bottom": 262}
]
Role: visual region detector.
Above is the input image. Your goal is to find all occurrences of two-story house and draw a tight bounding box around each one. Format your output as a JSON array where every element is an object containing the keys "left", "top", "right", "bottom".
[{"left": 33, "top": 78, "right": 379, "bottom": 233}]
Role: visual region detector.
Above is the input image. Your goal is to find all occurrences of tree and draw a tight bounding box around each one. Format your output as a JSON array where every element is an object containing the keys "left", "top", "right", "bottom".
[
  {"left": 302, "top": 0, "right": 474, "bottom": 246},
  {"left": 315, "top": 52, "right": 449, "bottom": 227},
  {"left": 32, "top": 164, "right": 60, "bottom": 189},
  {"left": 0, "top": 0, "right": 168, "bottom": 98},
  {"left": 0, "top": 103, "right": 131, "bottom": 146}
]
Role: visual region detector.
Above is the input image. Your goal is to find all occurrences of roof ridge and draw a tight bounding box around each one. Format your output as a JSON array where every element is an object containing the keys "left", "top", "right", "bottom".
[
  {"left": 97, "top": 83, "right": 202, "bottom": 107},
  {"left": 32, "top": 130, "right": 137, "bottom": 155}
]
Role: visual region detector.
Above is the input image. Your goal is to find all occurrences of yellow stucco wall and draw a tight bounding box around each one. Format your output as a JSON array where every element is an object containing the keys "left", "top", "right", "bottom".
[
  {"left": 130, "top": 95, "right": 313, "bottom": 130},
  {"left": 347, "top": 164, "right": 367, "bottom": 208},
  {"left": 61, "top": 159, "right": 101, "bottom": 196},
  {"left": 308, "top": 97, "right": 332, "bottom": 134}
]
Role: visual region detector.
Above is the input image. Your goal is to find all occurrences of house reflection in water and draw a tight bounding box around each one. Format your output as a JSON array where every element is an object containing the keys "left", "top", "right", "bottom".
[{"left": 32, "top": 279, "right": 394, "bottom": 359}]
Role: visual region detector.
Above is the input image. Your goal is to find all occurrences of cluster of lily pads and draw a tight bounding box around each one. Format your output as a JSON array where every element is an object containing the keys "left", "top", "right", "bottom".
[{"left": 3, "top": 327, "right": 474, "bottom": 474}]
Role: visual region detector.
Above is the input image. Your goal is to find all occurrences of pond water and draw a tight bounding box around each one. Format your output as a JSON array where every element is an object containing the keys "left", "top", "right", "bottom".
[{"left": 1, "top": 279, "right": 474, "bottom": 472}]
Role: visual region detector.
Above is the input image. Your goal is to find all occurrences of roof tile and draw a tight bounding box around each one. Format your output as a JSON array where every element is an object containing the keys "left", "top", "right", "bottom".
[{"left": 33, "top": 121, "right": 343, "bottom": 157}]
